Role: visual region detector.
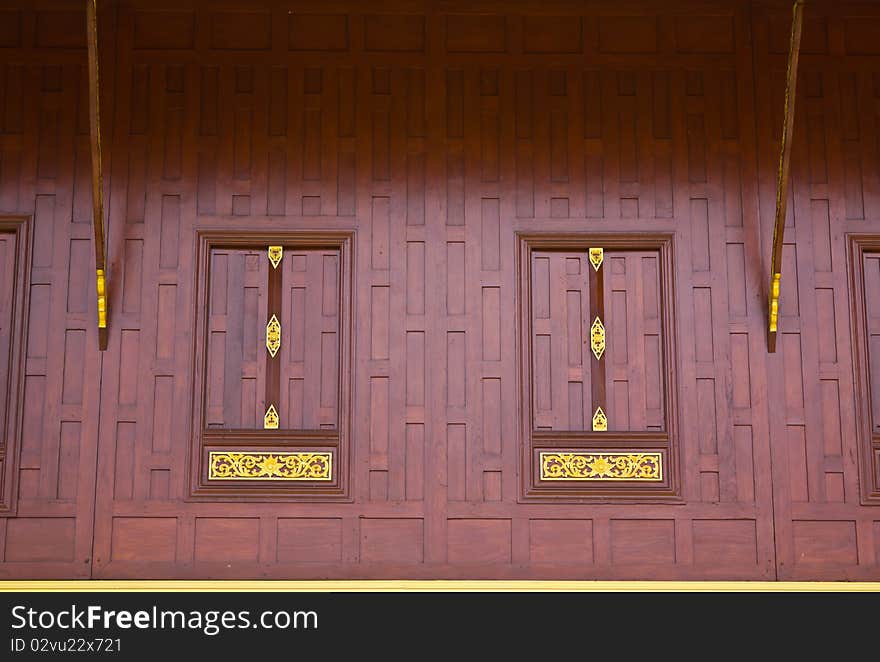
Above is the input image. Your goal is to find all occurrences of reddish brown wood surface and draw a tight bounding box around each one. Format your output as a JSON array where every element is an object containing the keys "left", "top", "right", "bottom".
[{"left": 0, "top": 0, "right": 877, "bottom": 579}]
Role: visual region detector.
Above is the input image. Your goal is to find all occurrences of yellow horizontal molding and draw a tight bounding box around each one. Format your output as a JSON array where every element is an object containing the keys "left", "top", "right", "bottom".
[{"left": 0, "top": 581, "right": 878, "bottom": 592}]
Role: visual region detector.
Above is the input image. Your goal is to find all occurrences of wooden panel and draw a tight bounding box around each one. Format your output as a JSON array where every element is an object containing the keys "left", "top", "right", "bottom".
[
  {"left": 599, "top": 16, "right": 657, "bottom": 54},
  {"left": 111, "top": 518, "right": 177, "bottom": 562},
  {"left": 604, "top": 251, "right": 665, "bottom": 431},
  {"left": 276, "top": 518, "right": 342, "bottom": 563},
  {"left": 447, "top": 520, "right": 511, "bottom": 564},
  {"left": 692, "top": 520, "right": 757, "bottom": 566},
  {"left": 194, "top": 518, "right": 259, "bottom": 562},
  {"left": 523, "top": 16, "right": 581, "bottom": 53},
  {"left": 288, "top": 14, "right": 349, "bottom": 52},
  {"left": 36, "top": 10, "right": 86, "bottom": 49},
  {"left": 205, "top": 248, "right": 267, "bottom": 429},
  {"left": 674, "top": 16, "right": 735, "bottom": 54},
  {"left": 133, "top": 11, "right": 194, "bottom": 50},
  {"left": 280, "top": 250, "right": 340, "bottom": 430},
  {"left": 530, "top": 251, "right": 591, "bottom": 431},
  {"left": 792, "top": 521, "right": 858, "bottom": 565},
  {"left": 210, "top": 12, "right": 271, "bottom": 51},
  {"left": 529, "top": 520, "right": 593, "bottom": 564},
  {"left": 610, "top": 520, "right": 675, "bottom": 564},
  {"left": 5, "top": 519, "right": 75, "bottom": 562},
  {"left": 446, "top": 14, "right": 506, "bottom": 53},
  {"left": 0, "top": 10, "right": 22, "bottom": 48},
  {"left": 360, "top": 519, "right": 423, "bottom": 563}
]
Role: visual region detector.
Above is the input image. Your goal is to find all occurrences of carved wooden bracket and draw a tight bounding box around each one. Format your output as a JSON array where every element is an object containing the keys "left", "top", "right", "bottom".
[
  {"left": 768, "top": 1, "right": 805, "bottom": 353},
  {"left": 86, "top": 0, "right": 108, "bottom": 350}
]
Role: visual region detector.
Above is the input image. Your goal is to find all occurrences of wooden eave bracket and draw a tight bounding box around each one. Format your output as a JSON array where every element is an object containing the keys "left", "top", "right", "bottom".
[
  {"left": 768, "top": 1, "right": 805, "bottom": 353},
  {"left": 86, "top": 0, "right": 108, "bottom": 350}
]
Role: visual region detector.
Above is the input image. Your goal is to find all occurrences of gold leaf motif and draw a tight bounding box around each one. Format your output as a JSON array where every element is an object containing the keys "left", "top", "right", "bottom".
[
  {"left": 591, "top": 316, "right": 605, "bottom": 360},
  {"left": 540, "top": 452, "right": 662, "bottom": 481},
  {"left": 588, "top": 247, "right": 603, "bottom": 271},
  {"left": 592, "top": 406, "right": 607, "bottom": 432},
  {"left": 266, "top": 314, "right": 281, "bottom": 357},
  {"left": 263, "top": 404, "right": 279, "bottom": 430},
  {"left": 268, "top": 245, "right": 283, "bottom": 269},
  {"left": 209, "top": 451, "right": 332, "bottom": 481}
]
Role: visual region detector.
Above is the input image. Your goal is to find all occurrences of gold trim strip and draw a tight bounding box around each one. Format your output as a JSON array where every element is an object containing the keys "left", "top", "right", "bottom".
[
  {"left": 540, "top": 452, "right": 662, "bottom": 481},
  {"left": 209, "top": 451, "right": 332, "bottom": 481},
  {"left": 1, "top": 581, "right": 878, "bottom": 592}
]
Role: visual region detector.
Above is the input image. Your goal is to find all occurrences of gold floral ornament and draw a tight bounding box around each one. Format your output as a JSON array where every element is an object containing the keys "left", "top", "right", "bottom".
[
  {"left": 266, "top": 314, "right": 281, "bottom": 357},
  {"left": 268, "top": 245, "right": 283, "bottom": 269},
  {"left": 540, "top": 452, "right": 662, "bottom": 481},
  {"left": 263, "top": 404, "right": 279, "bottom": 430},
  {"left": 209, "top": 452, "right": 332, "bottom": 480},
  {"left": 588, "top": 247, "right": 603, "bottom": 271},
  {"left": 590, "top": 316, "right": 605, "bottom": 360},
  {"left": 592, "top": 406, "right": 607, "bottom": 432}
]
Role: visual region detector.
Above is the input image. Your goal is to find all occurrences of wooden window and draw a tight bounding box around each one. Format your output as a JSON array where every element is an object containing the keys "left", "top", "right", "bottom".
[
  {"left": 848, "top": 237, "right": 880, "bottom": 503},
  {"left": 0, "top": 217, "right": 29, "bottom": 515},
  {"left": 519, "top": 234, "right": 678, "bottom": 500},
  {"left": 191, "top": 231, "right": 352, "bottom": 500}
]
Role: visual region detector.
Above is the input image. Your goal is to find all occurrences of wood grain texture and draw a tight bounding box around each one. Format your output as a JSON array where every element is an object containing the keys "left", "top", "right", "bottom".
[{"left": 0, "top": 0, "right": 876, "bottom": 580}]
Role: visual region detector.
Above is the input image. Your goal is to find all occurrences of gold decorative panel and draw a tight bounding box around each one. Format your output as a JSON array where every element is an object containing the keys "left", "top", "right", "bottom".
[
  {"left": 590, "top": 316, "right": 605, "bottom": 360},
  {"left": 266, "top": 314, "right": 281, "bottom": 357},
  {"left": 263, "top": 404, "right": 279, "bottom": 429},
  {"left": 592, "top": 406, "right": 607, "bottom": 432},
  {"left": 209, "top": 452, "right": 332, "bottom": 480},
  {"left": 589, "top": 247, "right": 603, "bottom": 271},
  {"left": 540, "top": 452, "right": 662, "bottom": 481},
  {"left": 268, "top": 245, "right": 283, "bottom": 269}
]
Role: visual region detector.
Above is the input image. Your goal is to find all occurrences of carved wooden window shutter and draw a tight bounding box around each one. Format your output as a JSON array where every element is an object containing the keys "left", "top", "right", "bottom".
[
  {"left": 519, "top": 234, "right": 677, "bottom": 500},
  {"left": 192, "top": 232, "right": 352, "bottom": 499}
]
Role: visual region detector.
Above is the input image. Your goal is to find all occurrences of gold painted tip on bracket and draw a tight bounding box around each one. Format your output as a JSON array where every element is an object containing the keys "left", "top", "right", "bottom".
[
  {"left": 263, "top": 404, "right": 279, "bottom": 430},
  {"left": 592, "top": 406, "right": 607, "bottom": 432},
  {"left": 589, "top": 247, "right": 603, "bottom": 271},
  {"left": 96, "top": 269, "right": 107, "bottom": 328},
  {"left": 266, "top": 314, "right": 281, "bottom": 357},
  {"left": 590, "top": 316, "right": 605, "bottom": 361},
  {"left": 769, "top": 272, "right": 781, "bottom": 333},
  {"left": 268, "top": 245, "right": 283, "bottom": 269}
]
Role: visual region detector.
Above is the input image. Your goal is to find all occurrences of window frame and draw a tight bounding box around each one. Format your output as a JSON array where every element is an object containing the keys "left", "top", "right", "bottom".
[
  {"left": 517, "top": 232, "right": 680, "bottom": 502},
  {"left": 847, "top": 234, "right": 880, "bottom": 504},
  {"left": 0, "top": 216, "right": 31, "bottom": 516},
  {"left": 188, "top": 229, "right": 354, "bottom": 501}
]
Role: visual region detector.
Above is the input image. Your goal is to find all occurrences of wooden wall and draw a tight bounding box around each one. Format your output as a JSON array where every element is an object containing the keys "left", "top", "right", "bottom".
[{"left": 0, "top": 0, "right": 877, "bottom": 579}]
